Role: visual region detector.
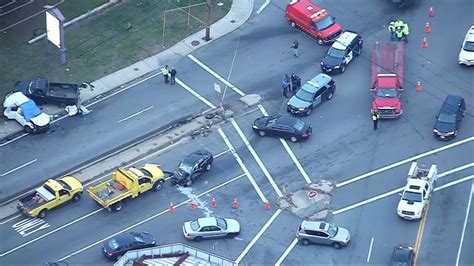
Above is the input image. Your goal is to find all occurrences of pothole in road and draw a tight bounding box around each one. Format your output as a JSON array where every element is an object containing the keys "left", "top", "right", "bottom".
[{"left": 277, "top": 180, "right": 335, "bottom": 220}]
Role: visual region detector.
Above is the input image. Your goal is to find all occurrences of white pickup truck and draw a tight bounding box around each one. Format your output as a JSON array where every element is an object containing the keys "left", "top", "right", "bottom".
[
  {"left": 3, "top": 91, "right": 51, "bottom": 133},
  {"left": 397, "top": 162, "right": 437, "bottom": 220}
]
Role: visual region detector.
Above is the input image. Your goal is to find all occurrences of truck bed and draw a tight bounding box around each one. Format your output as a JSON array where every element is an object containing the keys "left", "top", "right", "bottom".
[
  {"left": 371, "top": 42, "right": 404, "bottom": 87},
  {"left": 88, "top": 179, "right": 131, "bottom": 208},
  {"left": 19, "top": 191, "right": 47, "bottom": 210},
  {"left": 47, "top": 82, "right": 79, "bottom": 100}
]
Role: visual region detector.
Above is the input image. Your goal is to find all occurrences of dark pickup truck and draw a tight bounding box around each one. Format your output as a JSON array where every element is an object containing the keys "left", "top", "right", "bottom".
[{"left": 14, "top": 77, "right": 79, "bottom": 106}]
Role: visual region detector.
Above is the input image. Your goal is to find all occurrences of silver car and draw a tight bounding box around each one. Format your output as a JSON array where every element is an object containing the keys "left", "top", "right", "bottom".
[
  {"left": 296, "top": 220, "right": 350, "bottom": 248},
  {"left": 182, "top": 217, "right": 240, "bottom": 241}
]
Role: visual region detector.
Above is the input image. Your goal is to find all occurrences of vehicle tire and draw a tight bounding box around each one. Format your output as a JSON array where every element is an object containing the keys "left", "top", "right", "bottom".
[
  {"left": 327, "top": 92, "right": 334, "bottom": 100},
  {"left": 153, "top": 181, "right": 163, "bottom": 191},
  {"left": 290, "top": 136, "right": 298, "bottom": 143},
  {"left": 317, "top": 39, "right": 324, "bottom": 45},
  {"left": 462, "top": 111, "right": 466, "bottom": 117},
  {"left": 258, "top": 130, "right": 266, "bottom": 137},
  {"left": 23, "top": 125, "right": 33, "bottom": 134},
  {"left": 332, "top": 242, "right": 342, "bottom": 249},
  {"left": 72, "top": 193, "right": 82, "bottom": 202},
  {"left": 38, "top": 209, "right": 47, "bottom": 219},
  {"left": 206, "top": 163, "right": 212, "bottom": 171},
  {"left": 305, "top": 108, "right": 312, "bottom": 116},
  {"left": 300, "top": 239, "right": 310, "bottom": 246},
  {"left": 227, "top": 232, "right": 238, "bottom": 238},
  {"left": 113, "top": 202, "right": 123, "bottom": 212},
  {"left": 186, "top": 179, "right": 193, "bottom": 187},
  {"left": 454, "top": 130, "right": 458, "bottom": 137},
  {"left": 290, "top": 21, "right": 297, "bottom": 28},
  {"left": 340, "top": 64, "right": 346, "bottom": 73},
  {"left": 355, "top": 48, "right": 362, "bottom": 56},
  {"left": 194, "top": 236, "right": 203, "bottom": 242}
]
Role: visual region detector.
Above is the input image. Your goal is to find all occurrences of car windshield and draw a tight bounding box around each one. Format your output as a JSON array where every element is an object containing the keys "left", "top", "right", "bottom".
[
  {"left": 131, "top": 233, "right": 145, "bottom": 243},
  {"left": 216, "top": 217, "right": 227, "bottom": 230},
  {"left": 315, "top": 16, "right": 335, "bottom": 31},
  {"left": 57, "top": 180, "right": 71, "bottom": 190},
  {"left": 266, "top": 117, "right": 278, "bottom": 127},
  {"left": 402, "top": 191, "right": 422, "bottom": 202},
  {"left": 107, "top": 239, "right": 120, "bottom": 250},
  {"left": 327, "top": 47, "right": 345, "bottom": 58},
  {"left": 295, "top": 88, "right": 314, "bottom": 102},
  {"left": 178, "top": 162, "right": 193, "bottom": 174},
  {"left": 463, "top": 41, "right": 474, "bottom": 52},
  {"left": 376, "top": 88, "right": 398, "bottom": 98},
  {"left": 327, "top": 224, "right": 338, "bottom": 238},
  {"left": 437, "top": 113, "right": 456, "bottom": 124},
  {"left": 190, "top": 220, "right": 200, "bottom": 231},
  {"left": 293, "top": 120, "right": 305, "bottom": 131}
]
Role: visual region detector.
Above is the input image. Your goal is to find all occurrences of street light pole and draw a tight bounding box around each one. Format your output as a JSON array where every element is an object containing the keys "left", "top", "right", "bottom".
[{"left": 204, "top": 0, "right": 211, "bottom": 41}]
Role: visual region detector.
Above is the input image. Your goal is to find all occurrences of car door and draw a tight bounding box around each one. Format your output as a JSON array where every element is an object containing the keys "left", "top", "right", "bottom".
[
  {"left": 267, "top": 124, "right": 283, "bottom": 137},
  {"left": 344, "top": 49, "right": 353, "bottom": 64},
  {"left": 138, "top": 177, "right": 153, "bottom": 192},
  {"left": 199, "top": 226, "right": 215, "bottom": 238},
  {"left": 278, "top": 125, "right": 295, "bottom": 138},
  {"left": 315, "top": 231, "right": 332, "bottom": 245},
  {"left": 313, "top": 87, "right": 325, "bottom": 106},
  {"left": 56, "top": 189, "right": 70, "bottom": 205}
]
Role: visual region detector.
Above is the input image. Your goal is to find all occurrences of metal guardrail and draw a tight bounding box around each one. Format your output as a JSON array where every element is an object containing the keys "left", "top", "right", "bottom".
[{"left": 115, "top": 242, "right": 236, "bottom": 266}]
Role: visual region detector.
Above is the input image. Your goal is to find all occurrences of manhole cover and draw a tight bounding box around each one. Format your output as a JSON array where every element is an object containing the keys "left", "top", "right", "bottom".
[{"left": 191, "top": 40, "right": 200, "bottom": 46}]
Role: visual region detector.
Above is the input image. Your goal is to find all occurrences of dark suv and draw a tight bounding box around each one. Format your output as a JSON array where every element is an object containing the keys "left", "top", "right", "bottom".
[
  {"left": 433, "top": 95, "right": 466, "bottom": 140},
  {"left": 170, "top": 149, "right": 214, "bottom": 186},
  {"left": 320, "top": 30, "right": 363, "bottom": 73}
]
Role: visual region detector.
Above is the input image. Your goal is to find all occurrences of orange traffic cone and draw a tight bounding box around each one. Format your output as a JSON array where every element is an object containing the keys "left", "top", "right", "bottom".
[
  {"left": 422, "top": 38, "right": 428, "bottom": 48},
  {"left": 168, "top": 202, "right": 175, "bottom": 212},
  {"left": 232, "top": 198, "right": 239, "bottom": 209},
  {"left": 424, "top": 22, "right": 431, "bottom": 33},
  {"left": 264, "top": 201, "right": 271, "bottom": 210},
  {"left": 189, "top": 201, "right": 197, "bottom": 210},
  {"left": 428, "top": 6, "right": 435, "bottom": 17},
  {"left": 416, "top": 81, "right": 423, "bottom": 92},
  {"left": 210, "top": 198, "right": 217, "bottom": 208}
]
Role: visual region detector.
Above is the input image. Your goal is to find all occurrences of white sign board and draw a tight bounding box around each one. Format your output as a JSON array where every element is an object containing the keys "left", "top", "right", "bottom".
[
  {"left": 46, "top": 11, "right": 61, "bottom": 48},
  {"left": 214, "top": 83, "right": 222, "bottom": 93}
]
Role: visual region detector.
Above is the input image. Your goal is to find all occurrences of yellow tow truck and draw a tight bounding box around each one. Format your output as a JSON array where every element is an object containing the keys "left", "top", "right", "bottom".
[
  {"left": 87, "top": 164, "right": 165, "bottom": 212},
  {"left": 17, "top": 176, "right": 83, "bottom": 218}
]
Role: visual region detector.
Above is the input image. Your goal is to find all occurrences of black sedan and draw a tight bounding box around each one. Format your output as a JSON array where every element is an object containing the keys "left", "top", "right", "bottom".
[
  {"left": 170, "top": 149, "right": 214, "bottom": 187},
  {"left": 252, "top": 115, "right": 312, "bottom": 142},
  {"left": 102, "top": 232, "right": 156, "bottom": 261},
  {"left": 390, "top": 244, "right": 415, "bottom": 266},
  {"left": 433, "top": 95, "right": 466, "bottom": 140}
]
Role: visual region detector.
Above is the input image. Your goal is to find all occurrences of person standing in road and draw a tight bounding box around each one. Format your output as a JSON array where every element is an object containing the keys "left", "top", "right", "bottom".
[
  {"left": 170, "top": 67, "right": 177, "bottom": 85},
  {"left": 372, "top": 112, "right": 380, "bottom": 131},
  {"left": 281, "top": 74, "right": 291, "bottom": 98},
  {"left": 290, "top": 40, "right": 299, "bottom": 58},
  {"left": 388, "top": 20, "right": 396, "bottom": 41},
  {"left": 161, "top": 65, "right": 170, "bottom": 84}
]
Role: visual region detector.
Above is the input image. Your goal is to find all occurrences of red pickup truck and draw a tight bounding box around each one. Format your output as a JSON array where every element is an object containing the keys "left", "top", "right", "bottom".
[
  {"left": 285, "top": 0, "right": 342, "bottom": 45},
  {"left": 371, "top": 42, "right": 404, "bottom": 118}
]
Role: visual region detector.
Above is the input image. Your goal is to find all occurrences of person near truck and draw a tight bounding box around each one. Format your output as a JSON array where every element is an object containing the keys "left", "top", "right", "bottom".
[
  {"left": 394, "top": 19, "right": 409, "bottom": 43},
  {"left": 372, "top": 112, "right": 380, "bottom": 131},
  {"left": 388, "top": 20, "right": 396, "bottom": 41},
  {"left": 290, "top": 40, "right": 299, "bottom": 58}
]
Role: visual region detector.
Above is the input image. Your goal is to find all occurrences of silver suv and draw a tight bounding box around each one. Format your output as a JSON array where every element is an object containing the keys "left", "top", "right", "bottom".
[{"left": 296, "top": 220, "right": 350, "bottom": 249}]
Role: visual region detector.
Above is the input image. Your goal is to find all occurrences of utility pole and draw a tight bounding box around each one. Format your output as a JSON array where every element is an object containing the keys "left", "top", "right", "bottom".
[{"left": 204, "top": 0, "right": 211, "bottom": 41}]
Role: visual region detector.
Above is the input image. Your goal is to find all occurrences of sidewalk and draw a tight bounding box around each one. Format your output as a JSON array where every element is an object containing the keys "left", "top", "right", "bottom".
[{"left": 0, "top": 0, "right": 254, "bottom": 141}]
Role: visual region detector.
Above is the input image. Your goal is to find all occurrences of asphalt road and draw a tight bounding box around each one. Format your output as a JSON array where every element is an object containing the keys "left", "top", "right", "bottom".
[{"left": 1, "top": 0, "right": 473, "bottom": 265}]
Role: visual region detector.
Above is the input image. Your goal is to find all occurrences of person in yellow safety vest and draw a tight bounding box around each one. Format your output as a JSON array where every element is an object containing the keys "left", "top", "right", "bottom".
[
  {"left": 401, "top": 21, "right": 410, "bottom": 43},
  {"left": 388, "top": 20, "right": 396, "bottom": 41},
  {"left": 161, "top": 65, "right": 170, "bottom": 84},
  {"left": 394, "top": 19, "right": 406, "bottom": 42}
]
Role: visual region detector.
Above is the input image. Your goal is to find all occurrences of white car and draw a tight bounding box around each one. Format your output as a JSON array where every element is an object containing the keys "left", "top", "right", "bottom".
[
  {"left": 459, "top": 25, "right": 474, "bottom": 65},
  {"left": 3, "top": 92, "right": 51, "bottom": 133}
]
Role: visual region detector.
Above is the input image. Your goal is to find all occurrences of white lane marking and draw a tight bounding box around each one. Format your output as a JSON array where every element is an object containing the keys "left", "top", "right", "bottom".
[
  {"left": 367, "top": 237, "right": 374, "bottom": 262},
  {"left": 117, "top": 105, "right": 154, "bottom": 123},
  {"left": 333, "top": 164, "right": 473, "bottom": 215},
  {"left": 235, "top": 209, "right": 282, "bottom": 264},
  {"left": 0, "top": 215, "right": 21, "bottom": 225},
  {"left": 455, "top": 180, "right": 474, "bottom": 266},
  {"left": 336, "top": 136, "right": 474, "bottom": 188},
  {"left": 0, "top": 72, "right": 164, "bottom": 147},
  {"left": 434, "top": 175, "right": 474, "bottom": 192},
  {"left": 258, "top": 104, "right": 311, "bottom": 184},
  {"left": 0, "top": 209, "right": 103, "bottom": 257},
  {"left": 176, "top": 78, "right": 216, "bottom": 108},
  {"left": 12, "top": 218, "right": 50, "bottom": 237},
  {"left": 275, "top": 237, "right": 298, "bottom": 266},
  {"left": 256, "top": 0, "right": 271, "bottom": 14},
  {"left": 1, "top": 159, "right": 37, "bottom": 177},
  {"left": 217, "top": 128, "right": 268, "bottom": 203},
  {"left": 230, "top": 118, "right": 283, "bottom": 197},
  {"left": 56, "top": 174, "right": 243, "bottom": 261},
  {"left": 213, "top": 149, "right": 230, "bottom": 159},
  {"left": 187, "top": 54, "right": 246, "bottom": 96}
]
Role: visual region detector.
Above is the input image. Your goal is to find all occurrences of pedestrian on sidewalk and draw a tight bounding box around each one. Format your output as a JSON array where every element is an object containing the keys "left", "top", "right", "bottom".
[
  {"left": 290, "top": 40, "right": 299, "bottom": 58},
  {"left": 170, "top": 67, "right": 177, "bottom": 85},
  {"left": 372, "top": 112, "right": 380, "bottom": 131},
  {"left": 161, "top": 65, "right": 170, "bottom": 84}
]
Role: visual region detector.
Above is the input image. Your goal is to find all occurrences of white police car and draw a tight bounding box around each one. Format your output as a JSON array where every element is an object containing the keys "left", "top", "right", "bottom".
[
  {"left": 321, "top": 31, "right": 363, "bottom": 73},
  {"left": 459, "top": 25, "right": 474, "bottom": 65},
  {"left": 3, "top": 91, "right": 51, "bottom": 133}
]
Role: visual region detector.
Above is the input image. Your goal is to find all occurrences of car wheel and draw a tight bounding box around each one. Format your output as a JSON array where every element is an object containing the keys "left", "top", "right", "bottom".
[
  {"left": 72, "top": 193, "right": 82, "bottom": 202},
  {"left": 290, "top": 21, "right": 296, "bottom": 28},
  {"left": 327, "top": 92, "right": 334, "bottom": 100},
  {"left": 258, "top": 130, "right": 266, "bottom": 137},
  {"left": 194, "top": 236, "right": 203, "bottom": 242},
  {"left": 332, "top": 242, "right": 342, "bottom": 249},
  {"left": 355, "top": 48, "right": 362, "bottom": 56},
  {"left": 300, "top": 239, "right": 310, "bottom": 246},
  {"left": 186, "top": 179, "right": 193, "bottom": 187},
  {"left": 340, "top": 64, "right": 346, "bottom": 73},
  {"left": 462, "top": 111, "right": 466, "bottom": 117},
  {"left": 206, "top": 163, "right": 212, "bottom": 171},
  {"left": 23, "top": 125, "right": 33, "bottom": 134},
  {"left": 153, "top": 181, "right": 163, "bottom": 191},
  {"left": 454, "top": 130, "right": 458, "bottom": 137},
  {"left": 113, "top": 202, "right": 123, "bottom": 212},
  {"left": 38, "top": 209, "right": 47, "bottom": 219},
  {"left": 305, "top": 108, "right": 312, "bottom": 116},
  {"left": 317, "top": 39, "right": 324, "bottom": 45},
  {"left": 290, "top": 136, "right": 298, "bottom": 143}
]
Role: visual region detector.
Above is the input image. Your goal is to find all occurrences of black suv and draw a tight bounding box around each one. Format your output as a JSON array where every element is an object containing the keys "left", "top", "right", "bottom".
[
  {"left": 433, "top": 95, "right": 466, "bottom": 140},
  {"left": 320, "top": 30, "right": 363, "bottom": 73},
  {"left": 390, "top": 244, "right": 415, "bottom": 266},
  {"left": 170, "top": 149, "right": 214, "bottom": 186}
]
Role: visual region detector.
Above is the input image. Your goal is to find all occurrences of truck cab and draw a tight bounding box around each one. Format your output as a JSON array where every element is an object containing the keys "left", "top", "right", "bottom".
[
  {"left": 17, "top": 176, "right": 83, "bottom": 218},
  {"left": 397, "top": 162, "right": 437, "bottom": 220},
  {"left": 285, "top": 0, "right": 342, "bottom": 45},
  {"left": 371, "top": 42, "right": 404, "bottom": 118}
]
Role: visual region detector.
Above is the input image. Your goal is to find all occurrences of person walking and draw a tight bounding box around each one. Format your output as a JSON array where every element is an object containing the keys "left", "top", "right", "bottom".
[
  {"left": 281, "top": 74, "right": 291, "bottom": 98},
  {"left": 290, "top": 40, "right": 299, "bottom": 58},
  {"left": 170, "top": 67, "right": 177, "bottom": 85},
  {"left": 372, "top": 112, "right": 380, "bottom": 131},
  {"left": 388, "top": 20, "right": 396, "bottom": 41},
  {"left": 161, "top": 65, "right": 170, "bottom": 84}
]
